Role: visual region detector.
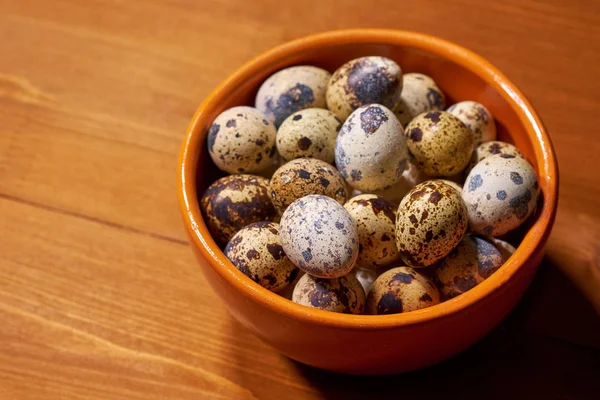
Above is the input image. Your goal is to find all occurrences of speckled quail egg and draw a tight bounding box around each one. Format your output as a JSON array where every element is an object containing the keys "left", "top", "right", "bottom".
[
  {"left": 335, "top": 104, "right": 409, "bottom": 191},
  {"left": 280, "top": 195, "right": 359, "bottom": 278},
  {"left": 435, "top": 235, "right": 503, "bottom": 300},
  {"left": 354, "top": 266, "right": 379, "bottom": 295},
  {"left": 463, "top": 154, "right": 540, "bottom": 237},
  {"left": 255, "top": 66, "right": 331, "bottom": 128},
  {"left": 292, "top": 272, "right": 366, "bottom": 314},
  {"left": 440, "top": 179, "right": 463, "bottom": 194},
  {"left": 366, "top": 267, "right": 440, "bottom": 315},
  {"left": 396, "top": 180, "right": 468, "bottom": 267},
  {"left": 370, "top": 158, "right": 430, "bottom": 205},
  {"left": 447, "top": 101, "right": 496, "bottom": 146},
  {"left": 405, "top": 110, "right": 474, "bottom": 177},
  {"left": 276, "top": 108, "right": 342, "bottom": 163},
  {"left": 269, "top": 158, "right": 348, "bottom": 214},
  {"left": 200, "top": 174, "right": 276, "bottom": 244},
  {"left": 394, "top": 73, "right": 446, "bottom": 127},
  {"left": 224, "top": 222, "right": 299, "bottom": 293},
  {"left": 327, "top": 56, "right": 403, "bottom": 120},
  {"left": 344, "top": 194, "right": 400, "bottom": 267},
  {"left": 207, "top": 106, "right": 277, "bottom": 174},
  {"left": 491, "top": 238, "right": 517, "bottom": 261},
  {"left": 467, "top": 141, "right": 525, "bottom": 173}
]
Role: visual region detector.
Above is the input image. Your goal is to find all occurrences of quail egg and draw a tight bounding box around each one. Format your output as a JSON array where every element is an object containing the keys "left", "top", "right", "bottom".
[
  {"left": 395, "top": 73, "right": 445, "bottom": 127},
  {"left": 440, "top": 179, "right": 463, "bottom": 194},
  {"left": 280, "top": 195, "right": 359, "bottom": 278},
  {"left": 225, "top": 222, "right": 299, "bottom": 293},
  {"left": 200, "top": 174, "right": 276, "bottom": 244},
  {"left": 344, "top": 194, "right": 400, "bottom": 267},
  {"left": 276, "top": 108, "right": 342, "bottom": 163},
  {"left": 269, "top": 158, "right": 348, "bottom": 214},
  {"left": 463, "top": 154, "right": 540, "bottom": 236},
  {"left": 335, "top": 104, "right": 409, "bottom": 191},
  {"left": 405, "top": 110, "right": 474, "bottom": 177},
  {"left": 255, "top": 66, "right": 331, "bottom": 128},
  {"left": 447, "top": 101, "right": 496, "bottom": 145},
  {"left": 366, "top": 267, "right": 440, "bottom": 315},
  {"left": 467, "top": 141, "right": 525, "bottom": 173},
  {"left": 435, "top": 235, "right": 503, "bottom": 299},
  {"left": 354, "top": 266, "right": 379, "bottom": 294},
  {"left": 292, "top": 272, "right": 366, "bottom": 314},
  {"left": 207, "top": 106, "right": 277, "bottom": 174},
  {"left": 491, "top": 238, "right": 517, "bottom": 261},
  {"left": 396, "top": 180, "right": 468, "bottom": 267},
  {"left": 327, "top": 56, "right": 403, "bottom": 120}
]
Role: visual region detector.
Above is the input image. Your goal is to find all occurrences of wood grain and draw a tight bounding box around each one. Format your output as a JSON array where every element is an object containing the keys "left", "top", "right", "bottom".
[{"left": 0, "top": 0, "right": 599, "bottom": 398}]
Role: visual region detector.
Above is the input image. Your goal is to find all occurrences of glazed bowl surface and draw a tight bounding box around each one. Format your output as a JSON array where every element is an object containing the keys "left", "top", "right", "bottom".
[{"left": 178, "top": 29, "right": 558, "bottom": 375}]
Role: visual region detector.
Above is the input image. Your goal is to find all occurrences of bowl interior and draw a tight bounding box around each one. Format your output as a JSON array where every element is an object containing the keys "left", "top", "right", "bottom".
[{"left": 181, "top": 30, "right": 556, "bottom": 327}]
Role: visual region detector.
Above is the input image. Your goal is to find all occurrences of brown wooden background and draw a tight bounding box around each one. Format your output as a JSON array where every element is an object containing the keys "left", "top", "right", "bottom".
[{"left": 1, "top": 0, "right": 599, "bottom": 399}]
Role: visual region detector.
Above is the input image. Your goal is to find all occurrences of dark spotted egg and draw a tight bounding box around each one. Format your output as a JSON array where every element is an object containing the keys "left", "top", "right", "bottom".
[
  {"left": 394, "top": 73, "right": 446, "bottom": 127},
  {"left": 447, "top": 101, "right": 496, "bottom": 146},
  {"left": 225, "top": 222, "right": 298, "bottom": 293},
  {"left": 344, "top": 194, "right": 400, "bottom": 268},
  {"left": 434, "top": 235, "right": 503, "bottom": 300},
  {"left": 396, "top": 180, "right": 468, "bottom": 267},
  {"left": 255, "top": 66, "right": 331, "bottom": 128},
  {"left": 335, "top": 104, "right": 409, "bottom": 192},
  {"left": 405, "top": 110, "right": 474, "bottom": 177},
  {"left": 280, "top": 195, "right": 359, "bottom": 278},
  {"left": 207, "top": 106, "right": 277, "bottom": 174},
  {"left": 463, "top": 154, "right": 540, "bottom": 236},
  {"left": 292, "top": 272, "right": 366, "bottom": 314},
  {"left": 269, "top": 158, "right": 348, "bottom": 215},
  {"left": 326, "top": 56, "right": 403, "bottom": 120},
  {"left": 200, "top": 174, "right": 276, "bottom": 245},
  {"left": 467, "top": 140, "right": 525, "bottom": 173},
  {"left": 366, "top": 267, "right": 440, "bottom": 315},
  {"left": 276, "top": 108, "right": 342, "bottom": 163},
  {"left": 491, "top": 238, "right": 517, "bottom": 261}
]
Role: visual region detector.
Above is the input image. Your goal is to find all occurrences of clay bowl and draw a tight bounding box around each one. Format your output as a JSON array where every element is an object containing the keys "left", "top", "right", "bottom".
[{"left": 178, "top": 29, "right": 558, "bottom": 375}]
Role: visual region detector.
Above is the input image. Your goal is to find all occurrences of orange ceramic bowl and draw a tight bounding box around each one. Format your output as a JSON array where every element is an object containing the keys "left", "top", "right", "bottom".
[{"left": 178, "top": 29, "right": 558, "bottom": 375}]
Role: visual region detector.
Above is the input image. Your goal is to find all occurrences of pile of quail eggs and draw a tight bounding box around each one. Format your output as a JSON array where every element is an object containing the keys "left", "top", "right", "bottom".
[{"left": 201, "top": 56, "right": 540, "bottom": 315}]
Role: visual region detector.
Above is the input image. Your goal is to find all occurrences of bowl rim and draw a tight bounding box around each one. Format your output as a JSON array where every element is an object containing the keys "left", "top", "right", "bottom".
[{"left": 178, "top": 29, "right": 558, "bottom": 330}]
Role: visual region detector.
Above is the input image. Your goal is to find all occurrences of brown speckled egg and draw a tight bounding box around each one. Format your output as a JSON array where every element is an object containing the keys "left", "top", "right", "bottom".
[
  {"left": 207, "top": 106, "right": 277, "bottom": 174},
  {"left": 396, "top": 180, "right": 468, "bottom": 267},
  {"left": 394, "top": 73, "right": 446, "bottom": 127},
  {"left": 276, "top": 108, "right": 342, "bottom": 163},
  {"left": 366, "top": 267, "right": 440, "bottom": 315},
  {"left": 255, "top": 66, "right": 331, "bottom": 128},
  {"left": 292, "top": 272, "right": 366, "bottom": 314},
  {"left": 335, "top": 104, "right": 409, "bottom": 191},
  {"left": 467, "top": 141, "right": 525, "bottom": 173},
  {"left": 405, "top": 110, "right": 474, "bottom": 177},
  {"left": 440, "top": 179, "right": 463, "bottom": 194},
  {"left": 269, "top": 158, "right": 348, "bottom": 215},
  {"left": 326, "top": 56, "right": 403, "bottom": 120},
  {"left": 463, "top": 154, "right": 540, "bottom": 237},
  {"left": 447, "top": 101, "right": 496, "bottom": 145},
  {"left": 224, "top": 222, "right": 299, "bottom": 293},
  {"left": 491, "top": 238, "right": 517, "bottom": 262},
  {"left": 435, "top": 235, "right": 503, "bottom": 300},
  {"left": 344, "top": 194, "right": 400, "bottom": 267},
  {"left": 280, "top": 195, "right": 358, "bottom": 278},
  {"left": 200, "top": 175, "right": 276, "bottom": 244},
  {"left": 370, "top": 159, "right": 430, "bottom": 205}
]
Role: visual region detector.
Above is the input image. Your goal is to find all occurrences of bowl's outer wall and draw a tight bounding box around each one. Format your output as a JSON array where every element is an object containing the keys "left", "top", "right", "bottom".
[
  {"left": 181, "top": 32, "right": 557, "bottom": 375},
  {"left": 191, "top": 244, "right": 542, "bottom": 374}
]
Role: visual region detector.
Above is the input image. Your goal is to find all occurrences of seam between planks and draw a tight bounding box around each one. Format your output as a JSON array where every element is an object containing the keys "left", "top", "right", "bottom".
[{"left": 0, "top": 192, "right": 188, "bottom": 246}]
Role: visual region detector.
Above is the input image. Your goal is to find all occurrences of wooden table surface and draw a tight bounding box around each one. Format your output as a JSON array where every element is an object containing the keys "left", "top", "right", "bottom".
[{"left": 1, "top": 0, "right": 599, "bottom": 398}]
